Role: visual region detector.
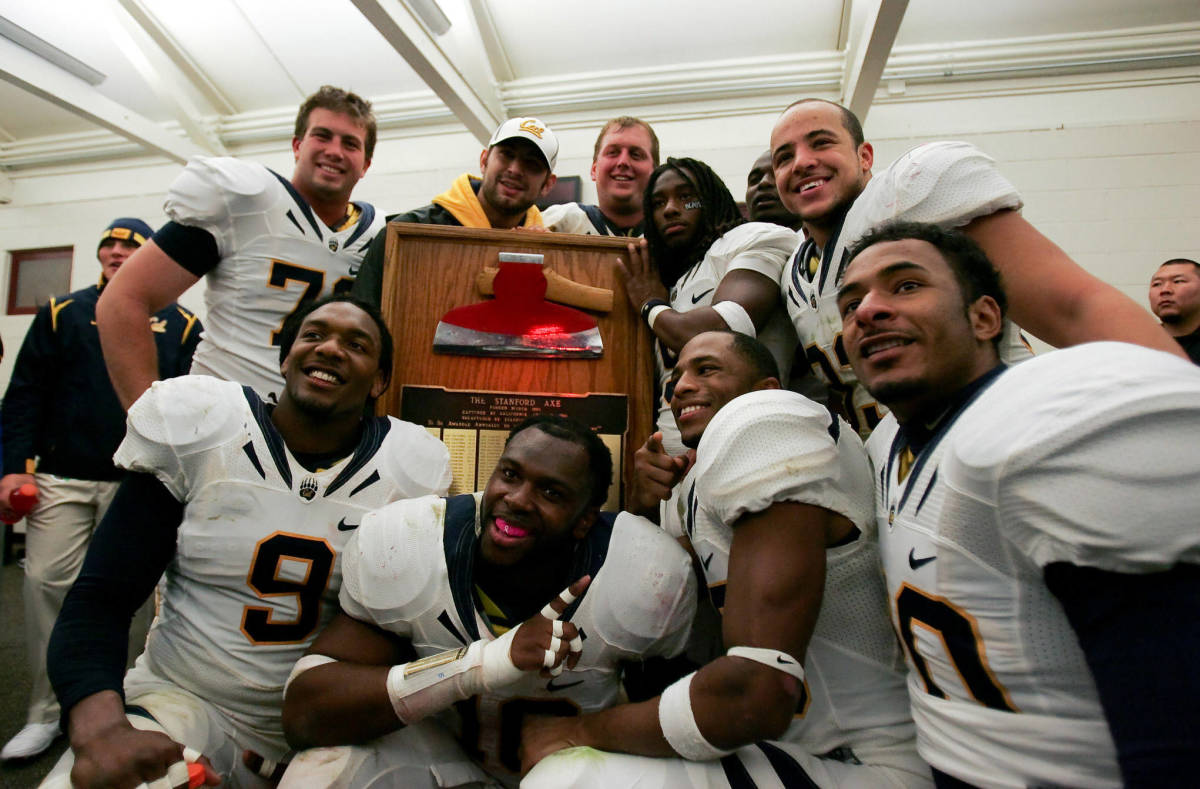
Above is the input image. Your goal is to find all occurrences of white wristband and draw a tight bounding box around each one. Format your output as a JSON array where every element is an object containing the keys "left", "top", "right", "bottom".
[
  {"left": 647, "top": 304, "right": 670, "bottom": 330},
  {"left": 726, "top": 646, "right": 805, "bottom": 683},
  {"left": 658, "top": 672, "right": 735, "bottom": 761},
  {"left": 711, "top": 300, "right": 755, "bottom": 337}
]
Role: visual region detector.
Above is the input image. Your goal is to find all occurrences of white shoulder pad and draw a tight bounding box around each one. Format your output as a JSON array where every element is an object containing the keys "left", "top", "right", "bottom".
[
  {"left": 163, "top": 156, "right": 278, "bottom": 255},
  {"left": 860, "top": 141, "right": 1022, "bottom": 231},
  {"left": 540, "top": 202, "right": 593, "bottom": 235},
  {"left": 946, "top": 343, "right": 1200, "bottom": 573},
  {"left": 695, "top": 389, "right": 874, "bottom": 531},
  {"left": 338, "top": 495, "right": 448, "bottom": 630},
  {"left": 113, "top": 376, "right": 249, "bottom": 499},
  {"left": 585, "top": 512, "right": 697, "bottom": 656},
  {"left": 709, "top": 222, "right": 799, "bottom": 283},
  {"left": 380, "top": 419, "right": 453, "bottom": 498}
]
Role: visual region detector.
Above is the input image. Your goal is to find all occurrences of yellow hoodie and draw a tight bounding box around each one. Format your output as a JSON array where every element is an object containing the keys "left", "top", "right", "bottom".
[{"left": 432, "top": 173, "right": 545, "bottom": 229}]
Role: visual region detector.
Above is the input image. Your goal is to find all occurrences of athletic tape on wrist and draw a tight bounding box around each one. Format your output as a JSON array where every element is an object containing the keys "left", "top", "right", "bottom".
[
  {"left": 165, "top": 760, "right": 189, "bottom": 788},
  {"left": 284, "top": 653, "right": 338, "bottom": 696},
  {"left": 386, "top": 642, "right": 483, "bottom": 724},
  {"left": 385, "top": 628, "right": 525, "bottom": 725},
  {"left": 726, "top": 646, "right": 806, "bottom": 682},
  {"left": 711, "top": 301, "right": 755, "bottom": 337},
  {"left": 658, "top": 672, "right": 735, "bottom": 761}
]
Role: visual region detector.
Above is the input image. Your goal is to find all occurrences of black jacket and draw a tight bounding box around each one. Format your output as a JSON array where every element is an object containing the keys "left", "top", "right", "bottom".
[{"left": 1, "top": 282, "right": 201, "bottom": 480}]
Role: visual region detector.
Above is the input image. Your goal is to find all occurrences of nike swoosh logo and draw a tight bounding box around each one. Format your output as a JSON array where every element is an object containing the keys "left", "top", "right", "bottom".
[
  {"left": 691, "top": 289, "right": 715, "bottom": 304},
  {"left": 702, "top": 553, "right": 714, "bottom": 570},
  {"left": 337, "top": 518, "right": 359, "bottom": 531},
  {"left": 908, "top": 548, "right": 936, "bottom": 570},
  {"left": 776, "top": 655, "right": 796, "bottom": 665},
  {"left": 546, "top": 678, "right": 585, "bottom": 692}
]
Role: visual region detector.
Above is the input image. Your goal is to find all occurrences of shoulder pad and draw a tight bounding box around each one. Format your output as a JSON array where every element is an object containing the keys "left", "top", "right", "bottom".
[
  {"left": 114, "top": 377, "right": 249, "bottom": 496},
  {"left": 164, "top": 156, "right": 277, "bottom": 244},
  {"left": 339, "top": 495, "right": 448, "bottom": 628},
  {"left": 582, "top": 512, "right": 697, "bottom": 656},
  {"left": 540, "top": 202, "right": 587, "bottom": 233},
  {"left": 695, "top": 389, "right": 874, "bottom": 530},
  {"left": 863, "top": 141, "right": 1021, "bottom": 229},
  {"left": 380, "top": 418, "right": 453, "bottom": 497},
  {"left": 946, "top": 344, "right": 1200, "bottom": 572},
  {"left": 710, "top": 223, "right": 799, "bottom": 275}
]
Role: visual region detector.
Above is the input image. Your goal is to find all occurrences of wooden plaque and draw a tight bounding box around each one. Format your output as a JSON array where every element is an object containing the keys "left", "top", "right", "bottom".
[{"left": 377, "top": 223, "right": 654, "bottom": 509}]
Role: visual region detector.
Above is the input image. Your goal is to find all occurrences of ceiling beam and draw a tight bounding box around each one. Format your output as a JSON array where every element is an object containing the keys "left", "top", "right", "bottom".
[
  {"left": 116, "top": 0, "right": 236, "bottom": 116},
  {"left": 106, "top": 1, "right": 226, "bottom": 155},
  {"left": 350, "top": 0, "right": 503, "bottom": 145},
  {"left": 841, "top": 0, "right": 908, "bottom": 123},
  {"left": 467, "top": 0, "right": 514, "bottom": 83},
  {"left": 0, "top": 38, "right": 204, "bottom": 164}
]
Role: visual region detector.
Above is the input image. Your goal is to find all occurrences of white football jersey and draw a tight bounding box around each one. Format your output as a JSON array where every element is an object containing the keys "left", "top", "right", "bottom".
[
  {"left": 164, "top": 156, "right": 385, "bottom": 400},
  {"left": 685, "top": 389, "right": 917, "bottom": 761},
  {"left": 866, "top": 343, "right": 1200, "bottom": 788},
  {"left": 657, "top": 221, "right": 799, "bottom": 454},
  {"left": 339, "top": 494, "right": 697, "bottom": 784},
  {"left": 115, "top": 375, "right": 451, "bottom": 760},
  {"left": 784, "top": 141, "right": 1030, "bottom": 437}
]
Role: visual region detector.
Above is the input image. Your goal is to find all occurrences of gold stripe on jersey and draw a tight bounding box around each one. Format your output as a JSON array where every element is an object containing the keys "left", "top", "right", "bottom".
[
  {"left": 332, "top": 203, "right": 362, "bottom": 233},
  {"left": 475, "top": 585, "right": 514, "bottom": 636},
  {"left": 49, "top": 297, "right": 74, "bottom": 332},
  {"left": 896, "top": 446, "right": 915, "bottom": 483}
]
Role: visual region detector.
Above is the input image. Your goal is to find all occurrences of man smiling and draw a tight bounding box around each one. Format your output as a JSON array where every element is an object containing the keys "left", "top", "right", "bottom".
[
  {"left": 44, "top": 296, "right": 451, "bottom": 788},
  {"left": 543, "top": 116, "right": 659, "bottom": 237},
  {"left": 352, "top": 117, "right": 560, "bottom": 306},
  {"left": 839, "top": 221, "right": 1200, "bottom": 787},
  {"left": 98, "top": 86, "right": 383, "bottom": 407},
  {"left": 278, "top": 416, "right": 695, "bottom": 788},
  {"left": 521, "top": 331, "right": 928, "bottom": 788},
  {"left": 769, "top": 98, "right": 1181, "bottom": 437}
]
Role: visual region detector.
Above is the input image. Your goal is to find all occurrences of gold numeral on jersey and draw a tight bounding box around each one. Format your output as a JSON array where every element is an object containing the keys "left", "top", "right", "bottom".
[
  {"left": 894, "top": 583, "right": 1017, "bottom": 712},
  {"left": 803, "top": 338, "right": 882, "bottom": 434},
  {"left": 241, "top": 532, "right": 335, "bottom": 645}
]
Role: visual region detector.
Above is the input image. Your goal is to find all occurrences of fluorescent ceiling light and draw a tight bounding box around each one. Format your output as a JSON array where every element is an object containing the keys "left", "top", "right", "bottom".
[
  {"left": 407, "top": 0, "right": 452, "bottom": 36},
  {"left": 0, "top": 15, "right": 106, "bottom": 85}
]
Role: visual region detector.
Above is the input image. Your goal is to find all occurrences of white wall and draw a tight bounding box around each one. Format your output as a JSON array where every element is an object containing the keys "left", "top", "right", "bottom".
[{"left": 1, "top": 77, "right": 1197, "bottom": 385}]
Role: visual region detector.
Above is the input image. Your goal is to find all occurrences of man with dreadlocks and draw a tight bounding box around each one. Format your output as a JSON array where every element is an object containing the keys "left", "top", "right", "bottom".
[{"left": 620, "top": 157, "right": 798, "bottom": 455}]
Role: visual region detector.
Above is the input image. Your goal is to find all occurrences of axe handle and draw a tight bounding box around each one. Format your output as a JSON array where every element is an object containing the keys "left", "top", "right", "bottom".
[{"left": 476, "top": 267, "right": 614, "bottom": 313}]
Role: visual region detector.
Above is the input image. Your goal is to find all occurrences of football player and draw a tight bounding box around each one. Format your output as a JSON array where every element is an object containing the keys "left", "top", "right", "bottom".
[
  {"left": 622, "top": 157, "right": 798, "bottom": 454},
  {"left": 521, "top": 331, "right": 930, "bottom": 788},
  {"left": 43, "top": 296, "right": 451, "bottom": 788},
  {"left": 838, "top": 221, "right": 1200, "bottom": 786},
  {"left": 278, "top": 416, "right": 696, "bottom": 788},
  {"left": 745, "top": 150, "right": 802, "bottom": 231},
  {"left": 770, "top": 98, "right": 1182, "bottom": 437},
  {"left": 542, "top": 116, "right": 659, "bottom": 237},
  {"left": 98, "top": 86, "right": 385, "bottom": 408}
]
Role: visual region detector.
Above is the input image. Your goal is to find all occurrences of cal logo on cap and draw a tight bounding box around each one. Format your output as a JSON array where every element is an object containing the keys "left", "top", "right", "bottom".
[{"left": 520, "top": 119, "right": 545, "bottom": 139}]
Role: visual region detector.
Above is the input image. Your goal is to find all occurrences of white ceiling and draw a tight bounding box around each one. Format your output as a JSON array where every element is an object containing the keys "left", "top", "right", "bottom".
[{"left": 1, "top": 0, "right": 1197, "bottom": 170}]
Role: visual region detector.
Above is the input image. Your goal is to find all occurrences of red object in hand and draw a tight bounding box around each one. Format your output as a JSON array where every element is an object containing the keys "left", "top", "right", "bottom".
[
  {"left": 188, "top": 762, "right": 206, "bottom": 788},
  {"left": 2, "top": 483, "right": 38, "bottom": 524}
]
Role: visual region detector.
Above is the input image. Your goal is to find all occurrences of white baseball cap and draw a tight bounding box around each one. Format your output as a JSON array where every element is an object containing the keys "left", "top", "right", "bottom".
[{"left": 488, "top": 117, "right": 559, "bottom": 171}]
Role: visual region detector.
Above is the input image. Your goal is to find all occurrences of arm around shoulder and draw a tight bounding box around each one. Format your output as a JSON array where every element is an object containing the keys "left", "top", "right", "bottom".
[{"left": 963, "top": 210, "right": 1183, "bottom": 357}]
